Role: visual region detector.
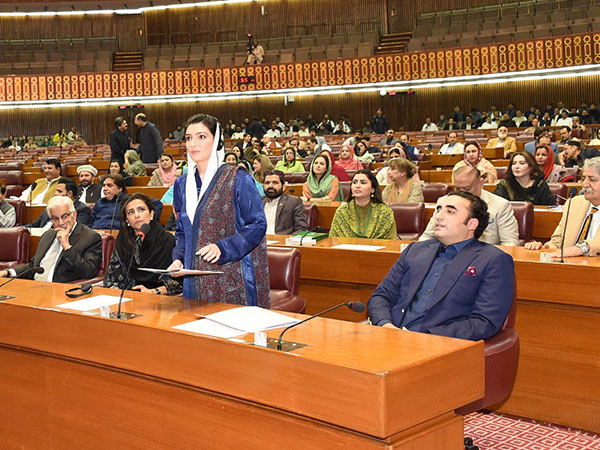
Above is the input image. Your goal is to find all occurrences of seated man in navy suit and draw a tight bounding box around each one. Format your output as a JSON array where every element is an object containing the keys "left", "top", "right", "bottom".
[{"left": 368, "top": 191, "right": 514, "bottom": 341}]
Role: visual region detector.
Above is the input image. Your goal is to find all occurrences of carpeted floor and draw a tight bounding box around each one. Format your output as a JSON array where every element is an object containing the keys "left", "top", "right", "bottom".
[{"left": 464, "top": 412, "right": 600, "bottom": 449}]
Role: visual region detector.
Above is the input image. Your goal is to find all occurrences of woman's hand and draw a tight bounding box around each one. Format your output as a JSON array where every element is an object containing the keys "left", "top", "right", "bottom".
[
  {"left": 196, "top": 244, "right": 221, "bottom": 264},
  {"left": 166, "top": 259, "right": 184, "bottom": 277},
  {"left": 132, "top": 284, "right": 153, "bottom": 293}
]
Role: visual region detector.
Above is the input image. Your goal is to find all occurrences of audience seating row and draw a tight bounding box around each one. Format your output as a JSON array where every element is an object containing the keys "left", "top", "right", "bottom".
[
  {"left": 407, "top": 0, "right": 600, "bottom": 51},
  {"left": 145, "top": 34, "right": 376, "bottom": 70}
]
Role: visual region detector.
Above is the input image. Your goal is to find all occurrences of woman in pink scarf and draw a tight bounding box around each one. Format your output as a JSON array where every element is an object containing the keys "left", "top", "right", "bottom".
[
  {"left": 337, "top": 144, "right": 363, "bottom": 171},
  {"left": 148, "top": 152, "right": 180, "bottom": 187}
]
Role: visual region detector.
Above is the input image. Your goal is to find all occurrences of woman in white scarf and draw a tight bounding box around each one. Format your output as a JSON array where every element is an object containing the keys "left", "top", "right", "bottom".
[{"left": 167, "top": 114, "right": 269, "bottom": 306}]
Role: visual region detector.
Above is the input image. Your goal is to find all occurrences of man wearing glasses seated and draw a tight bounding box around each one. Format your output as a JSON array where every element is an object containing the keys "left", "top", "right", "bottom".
[{"left": 0, "top": 196, "right": 102, "bottom": 283}]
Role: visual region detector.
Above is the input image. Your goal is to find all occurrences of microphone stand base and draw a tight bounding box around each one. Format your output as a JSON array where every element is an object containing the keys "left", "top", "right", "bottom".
[
  {"left": 0, "top": 295, "right": 15, "bottom": 302},
  {"left": 109, "top": 311, "right": 142, "bottom": 321},
  {"left": 266, "top": 338, "right": 307, "bottom": 352}
]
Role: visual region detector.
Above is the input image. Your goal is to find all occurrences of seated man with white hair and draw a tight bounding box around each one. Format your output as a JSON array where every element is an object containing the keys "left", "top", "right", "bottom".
[
  {"left": 0, "top": 196, "right": 102, "bottom": 282},
  {"left": 525, "top": 157, "right": 600, "bottom": 257},
  {"left": 420, "top": 166, "right": 519, "bottom": 246}
]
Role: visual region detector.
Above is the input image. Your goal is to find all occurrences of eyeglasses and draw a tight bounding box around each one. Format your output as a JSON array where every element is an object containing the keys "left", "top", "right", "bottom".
[{"left": 50, "top": 211, "right": 72, "bottom": 223}]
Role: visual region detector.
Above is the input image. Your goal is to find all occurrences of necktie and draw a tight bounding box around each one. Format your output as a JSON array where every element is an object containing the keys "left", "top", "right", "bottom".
[{"left": 577, "top": 207, "right": 598, "bottom": 243}]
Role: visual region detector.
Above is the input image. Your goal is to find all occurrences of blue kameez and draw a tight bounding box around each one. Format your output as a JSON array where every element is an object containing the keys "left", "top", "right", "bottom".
[{"left": 172, "top": 167, "right": 267, "bottom": 304}]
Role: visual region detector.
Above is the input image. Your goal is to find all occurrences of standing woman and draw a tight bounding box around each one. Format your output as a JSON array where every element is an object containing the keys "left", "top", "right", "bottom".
[
  {"left": 330, "top": 170, "right": 397, "bottom": 239},
  {"left": 382, "top": 158, "right": 424, "bottom": 204},
  {"left": 302, "top": 154, "right": 343, "bottom": 201},
  {"left": 493, "top": 151, "right": 555, "bottom": 205},
  {"left": 167, "top": 114, "right": 269, "bottom": 307},
  {"left": 148, "top": 152, "right": 179, "bottom": 187},
  {"left": 104, "top": 193, "right": 181, "bottom": 295},
  {"left": 452, "top": 141, "right": 498, "bottom": 184}
]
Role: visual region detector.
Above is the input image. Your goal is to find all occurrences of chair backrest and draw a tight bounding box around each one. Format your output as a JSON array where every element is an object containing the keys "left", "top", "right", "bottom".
[
  {"left": 502, "top": 279, "right": 518, "bottom": 330},
  {"left": 422, "top": 183, "right": 451, "bottom": 203},
  {"left": 495, "top": 166, "right": 508, "bottom": 179},
  {"left": 339, "top": 181, "right": 351, "bottom": 201},
  {"left": 97, "top": 233, "right": 116, "bottom": 277},
  {"left": 284, "top": 172, "right": 308, "bottom": 184},
  {"left": 510, "top": 201, "right": 534, "bottom": 244},
  {"left": 267, "top": 246, "right": 300, "bottom": 294},
  {"left": 547, "top": 182, "right": 567, "bottom": 205},
  {"left": 0, "top": 170, "right": 23, "bottom": 185},
  {"left": 390, "top": 202, "right": 426, "bottom": 240},
  {"left": 303, "top": 203, "right": 318, "bottom": 231},
  {"left": 0, "top": 227, "right": 30, "bottom": 269},
  {"left": 6, "top": 199, "right": 26, "bottom": 225}
]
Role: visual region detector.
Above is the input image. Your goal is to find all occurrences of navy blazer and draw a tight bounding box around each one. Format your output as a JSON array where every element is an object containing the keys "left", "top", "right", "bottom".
[{"left": 368, "top": 239, "right": 514, "bottom": 341}]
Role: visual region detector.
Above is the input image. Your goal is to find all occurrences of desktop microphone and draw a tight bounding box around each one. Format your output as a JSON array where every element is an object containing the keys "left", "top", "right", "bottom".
[
  {"left": 276, "top": 301, "right": 365, "bottom": 351},
  {"left": 111, "top": 223, "right": 150, "bottom": 320},
  {"left": 0, "top": 266, "right": 44, "bottom": 289},
  {"left": 28, "top": 181, "right": 37, "bottom": 205},
  {"left": 559, "top": 187, "right": 578, "bottom": 264}
]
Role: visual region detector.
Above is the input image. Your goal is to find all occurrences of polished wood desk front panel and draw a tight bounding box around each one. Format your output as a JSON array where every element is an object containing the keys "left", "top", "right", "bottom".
[
  {"left": 0, "top": 280, "right": 483, "bottom": 449},
  {"left": 266, "top": 236, "right": 600, "bottom": 433}
]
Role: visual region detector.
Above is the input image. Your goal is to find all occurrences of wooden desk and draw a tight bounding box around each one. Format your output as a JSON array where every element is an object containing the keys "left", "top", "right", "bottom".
[
  {"left": 266, "top": 236, "right": 600, "bottom": 433},
  {"left": 0, "top": 280, "right": 483, "bottom": 449}
]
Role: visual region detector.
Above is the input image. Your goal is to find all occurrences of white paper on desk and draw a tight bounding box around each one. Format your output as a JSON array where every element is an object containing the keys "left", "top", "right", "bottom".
[
  {"left": 138, "top": 268, "right": 223, "bottom": 276},
  {"left": 56, "top": 295, "right": 132, "bottom": 312},
  {"left": 329, "top": 244, "right": 386, "bottom": 251},
  {"left": 172, "top": 319, "right": 247, "bottom": 339},
  {"left": 204, "top": 306, "right": 299, "bottom": 333},
  {"left": 266, "top": 240, "right": 280, "bottom": 245}
]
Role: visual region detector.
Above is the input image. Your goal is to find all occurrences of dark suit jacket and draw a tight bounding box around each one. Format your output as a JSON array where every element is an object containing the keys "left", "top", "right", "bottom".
[
  {"left": 15, "top": 223, "right": 102, "bottom": 283},
  {"left": 26, "top": 200, "right": 92, "bottom": 228},
  {"left": 77, "top": 183, "right": 103, "bottom": 204},
  {"left": 262, "top": 194, "right": 308, "bottom": 235},
  {"left": 368, "top": 239, "right": 514, "bottom": 341},
  {"left": 109, "top": 128, "right": 130, "bottom": 165}
]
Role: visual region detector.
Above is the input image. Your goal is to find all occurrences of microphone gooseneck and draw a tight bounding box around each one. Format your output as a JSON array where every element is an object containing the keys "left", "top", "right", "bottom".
[
  {"left": 114, "top": 224, "right": 148, "bottom": 319},
  {"left": 276, "top": 301, "right": 365, "bottom": 351},
  {"left": 0, "top": 265, "right": 44, "bottom": 289}
]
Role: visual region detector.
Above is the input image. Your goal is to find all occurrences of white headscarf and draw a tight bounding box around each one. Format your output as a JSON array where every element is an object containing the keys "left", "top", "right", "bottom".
[{"left": 185, "top": 119, "right": 224, "bottom": 223}]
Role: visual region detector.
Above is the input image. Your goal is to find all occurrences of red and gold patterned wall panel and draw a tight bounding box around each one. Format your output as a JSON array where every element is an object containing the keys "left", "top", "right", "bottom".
[{"left": 0, "top": 32, "right": 599, "bottom": 103}]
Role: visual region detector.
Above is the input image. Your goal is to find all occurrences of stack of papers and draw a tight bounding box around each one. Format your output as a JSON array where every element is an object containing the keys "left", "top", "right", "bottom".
[{"left": 173, "top": 306, "right": 300, "bottom": 339}]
